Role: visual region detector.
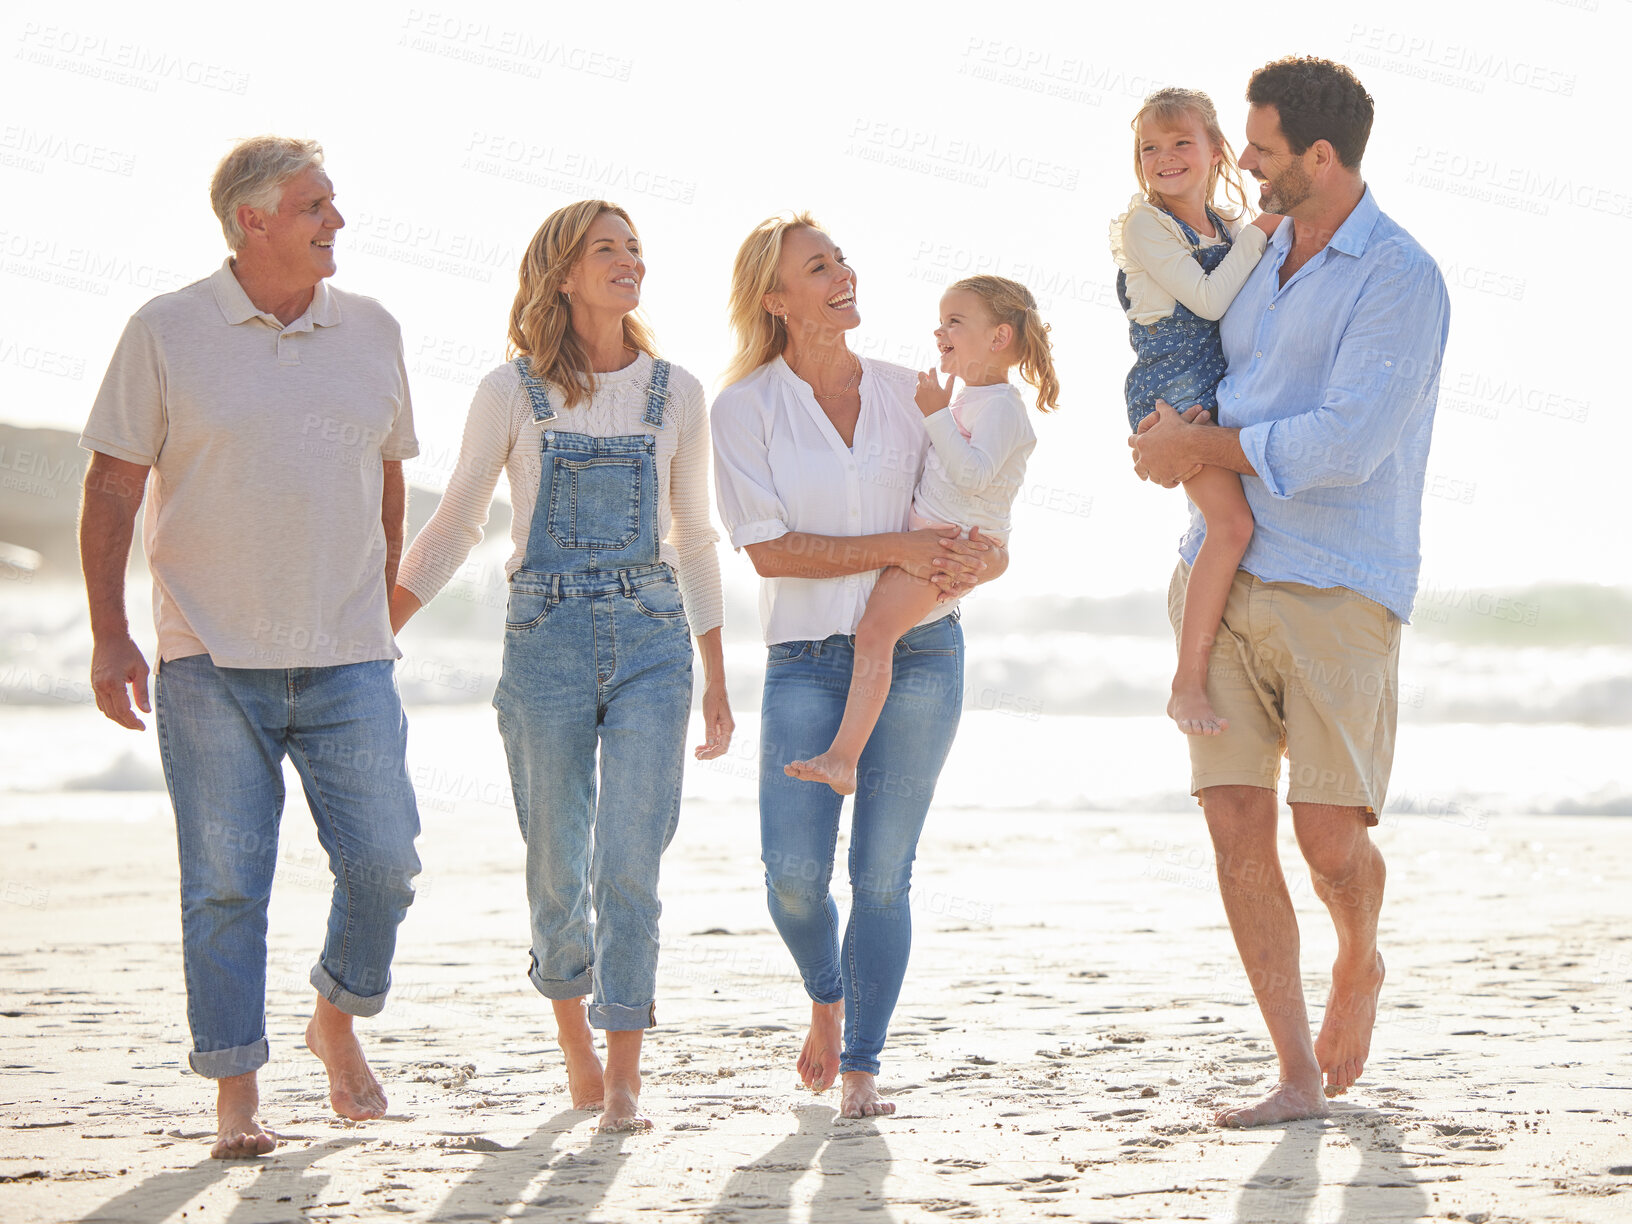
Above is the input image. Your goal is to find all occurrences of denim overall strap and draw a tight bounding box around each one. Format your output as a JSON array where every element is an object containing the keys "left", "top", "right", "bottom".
[
  {"left": 643, "top": 359, "right": 670, "bottom": 429},
  {"left": 513, "top": 360, "right": 670, "bottom": 578},
  {"left": 1120, "top": 206, "right": 1236, "bottom": 431},
  {"left": 515, "top": 356, "right": 557, "bottom": 424}
]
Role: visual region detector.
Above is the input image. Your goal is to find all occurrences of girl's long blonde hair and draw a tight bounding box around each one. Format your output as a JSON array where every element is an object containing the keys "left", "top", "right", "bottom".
[
  {"left": 1131, "top": 88, "right": 1251, "bottom": 221},
  {"left": 507, "top": 199, "right": 659, "bottom": 410},
  {"left": 722, "top": 211, "right": 822, "bottom": 389},
  {"left": 950, "top": 275, "right": 1059, "bottom": 413}
]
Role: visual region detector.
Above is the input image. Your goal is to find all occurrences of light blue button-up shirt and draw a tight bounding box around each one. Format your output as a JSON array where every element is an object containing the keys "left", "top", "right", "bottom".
[{"left": 1178, "top": 188, "right": 1451, "bottom": 622}]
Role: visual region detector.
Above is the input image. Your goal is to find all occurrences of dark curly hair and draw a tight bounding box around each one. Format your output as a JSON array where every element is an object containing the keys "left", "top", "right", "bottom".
[{"left": 1246, "top": 56, "right": 1374, "bottom": 169}]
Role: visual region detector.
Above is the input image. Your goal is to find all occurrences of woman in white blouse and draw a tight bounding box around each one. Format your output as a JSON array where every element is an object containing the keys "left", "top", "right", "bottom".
[
  {"left": 712, "top": 213, "right": 1004, "bottom": 1119},
  {"left": 391, "top": 200, "right": 733, "bottom": 1132}
]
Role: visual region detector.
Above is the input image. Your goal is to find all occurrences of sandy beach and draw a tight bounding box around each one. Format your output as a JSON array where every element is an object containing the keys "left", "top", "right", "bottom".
[{"left": 2, "top": 705, "right": 1630, "bottom": 1224}]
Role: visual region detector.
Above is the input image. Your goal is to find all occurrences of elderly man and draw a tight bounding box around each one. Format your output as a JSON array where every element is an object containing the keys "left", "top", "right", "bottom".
[
  {"left": 79, "top": 137, "right": 421, "bottom": 1157},
  {"left": 1132, "top": 58, "right": 1450, "bottom": 1127}
]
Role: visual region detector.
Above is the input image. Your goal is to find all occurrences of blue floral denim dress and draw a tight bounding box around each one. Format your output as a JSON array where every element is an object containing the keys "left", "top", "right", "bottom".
[{"left": 1116, "top": 206, "right": 1233, "bottom": 432}]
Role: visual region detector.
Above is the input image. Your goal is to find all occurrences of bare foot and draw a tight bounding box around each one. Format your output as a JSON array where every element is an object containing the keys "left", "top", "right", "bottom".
[
  {"left": 305, "top": 998, "right": 387, "bottom": 1121},
  {"left": 1168, "top": 687, "right": 1227, "bottom": 736},
  {"left": 784, "top": 752, "right": 858, "bottom": 796},
  {"left": 551, "top": 999, "right": 605, "bottom": 1110},
  {"left": 839, "top": 1071, "right": 895, "bottom": 1119},
  {"left": 596, "top": 1076, "right": 650, "bottom": 1132},
  {"left": 798, "top": 1000, "right": 843, "bottom": 1091},
  {"left": 1214, "top": 1079, "right": 1329, "bottom": 1128},
  {"left": 1315, "top": 950, "right": 1386, "bottom": 1096},
  {"left": 212, "top": 1072, "right": 277, "bottom": 1159}
]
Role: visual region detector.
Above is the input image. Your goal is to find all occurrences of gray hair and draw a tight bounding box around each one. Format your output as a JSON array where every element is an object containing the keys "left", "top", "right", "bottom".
[{"left": 210, "top": 136, "right": 325, "bottom": 251}]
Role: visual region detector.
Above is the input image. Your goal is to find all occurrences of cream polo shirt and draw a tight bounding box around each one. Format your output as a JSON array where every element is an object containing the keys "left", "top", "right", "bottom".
[
  {"left": 396, "top": 353, "right": 724, "bottom": 636},
  {"left": 1110, "top": 193, "right": 1268, "bottom": 325},
  {"left": 81, "top": 259, "right": 417, "bottom": 668},
  {"left": 711, "top": 356, "right": 957, "bottom": 646}
]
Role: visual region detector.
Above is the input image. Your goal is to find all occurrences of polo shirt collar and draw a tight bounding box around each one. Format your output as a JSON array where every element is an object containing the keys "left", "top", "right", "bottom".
[{"left": 210, "top": 257, "right": 344, "bottom": 329}]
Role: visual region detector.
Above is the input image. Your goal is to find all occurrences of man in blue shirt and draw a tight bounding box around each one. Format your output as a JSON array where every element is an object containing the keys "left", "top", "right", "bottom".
[{"left": 1132, "top": 56, "right": 1451, "bottom": 1128}]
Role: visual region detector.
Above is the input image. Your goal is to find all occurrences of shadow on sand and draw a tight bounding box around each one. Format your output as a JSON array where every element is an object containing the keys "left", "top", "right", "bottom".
[
  {"left": 426, "top": 1108, "right": 640, "bottom": 1222},
  {"left": 705, "top": 1102, "right": 895, "bottom": 1222},
  {"left": 1227, "top": 1105, "right": 1429, "bottom": 1224},
  {"left": 81, "top": 1135, "right": 363, "bottom": 1224}
]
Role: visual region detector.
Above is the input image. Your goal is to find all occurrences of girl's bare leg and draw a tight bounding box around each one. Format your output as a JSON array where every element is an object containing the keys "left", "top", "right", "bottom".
[
  {"left": 1170, "top": 466, "right": 1254, "bottom": 735},
  {"left": 785, "top": 566, "right": 943, "bottom": 795}
]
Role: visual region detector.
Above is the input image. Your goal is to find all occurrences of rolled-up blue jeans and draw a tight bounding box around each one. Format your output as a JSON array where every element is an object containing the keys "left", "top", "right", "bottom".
[
  {"left": 758, "top": 612, "right": 963, "bottom": 1075},
  {"left": 493, "top": 568, "right": 693, "bottom": 1031},
  {"left": 154, "top": 655, "right": 421, "bottom": 1078}
]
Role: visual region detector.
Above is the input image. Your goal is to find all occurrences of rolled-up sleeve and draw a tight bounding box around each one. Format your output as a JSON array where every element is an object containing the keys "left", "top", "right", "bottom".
[
  {"left": 1240, "top": 259, "right": 1451, "bottom": 499},
  {"left": 710, "top": 384, "right": 789, "bottom": 549}
]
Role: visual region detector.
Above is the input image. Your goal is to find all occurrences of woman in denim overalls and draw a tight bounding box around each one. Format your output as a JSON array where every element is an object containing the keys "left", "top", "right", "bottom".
[{"left": 393, "top": 201, "right": 732, "bottom": 1131}]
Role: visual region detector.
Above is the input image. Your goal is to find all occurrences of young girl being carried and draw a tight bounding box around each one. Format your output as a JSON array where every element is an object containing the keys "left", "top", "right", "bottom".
[
  {"left": 1112, "top": 87, "right": 1280, "bottom": 735},
  {"left": 786, "top": 275, "right": 1057, "bottom": 794}
]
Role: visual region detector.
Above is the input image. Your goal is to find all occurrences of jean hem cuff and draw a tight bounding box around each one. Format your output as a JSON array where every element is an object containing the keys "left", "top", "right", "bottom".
[
  {"left": 310, "top": 962, "right": 388, "bottom": 1018},
  {"left": 529, "top": 965, "right": 595, "bottom": 1001},
  {"left": 588, "top": 1001, "right": 657, "bottom": 1031},
  {"left": 837, "top": 1058, "right": 880, "bottom": 1076},
  {"left": 189, "top": 1037, "right": 269, "bottom": 1079}
]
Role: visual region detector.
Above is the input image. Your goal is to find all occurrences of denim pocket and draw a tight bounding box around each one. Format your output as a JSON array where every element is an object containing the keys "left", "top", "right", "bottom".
[
  {"left": 504, "top": 590, "right": 553, "bottom": 632},
  {"left": 896, "top": 619, "right": 958, "bottom": 656},
  {"left": 631, "top": 578, "right": 687, "bottom": 620},
  {"left": 765, "top": 641, "right": 810, "bottom": 667},
  {"left": 546, "top": 456, "right": 641, "bottom": 550}
]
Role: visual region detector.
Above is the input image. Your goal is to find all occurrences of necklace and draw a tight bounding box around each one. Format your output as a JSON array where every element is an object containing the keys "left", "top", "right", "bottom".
[{"left": 794, "top": 353, "right": 861, "bottom": 400}]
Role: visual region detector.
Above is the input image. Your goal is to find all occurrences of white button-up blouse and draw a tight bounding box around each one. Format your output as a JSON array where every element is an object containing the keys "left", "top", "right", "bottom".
[{"left": 711, "top": 355, "right": 958, "bottom": 645}]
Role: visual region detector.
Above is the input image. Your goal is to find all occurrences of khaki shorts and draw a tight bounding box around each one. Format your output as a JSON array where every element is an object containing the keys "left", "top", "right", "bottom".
[{"left": 1167, "top": 561, "right": 1401, "bottom": 824}]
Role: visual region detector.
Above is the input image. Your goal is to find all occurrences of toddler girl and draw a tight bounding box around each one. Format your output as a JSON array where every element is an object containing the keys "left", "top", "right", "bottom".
[
  {"left": 1112, "top": 87, "right": 1279, "bottom": 734},
  {"left": 785, "top": 275, "right": 1057, "bottom": 794}
]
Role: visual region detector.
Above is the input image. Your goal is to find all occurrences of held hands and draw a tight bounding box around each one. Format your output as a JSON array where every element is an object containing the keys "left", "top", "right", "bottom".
[
  {"left": 91, "top": 635, "right": 151, "bottom": 730},
  {"left": 695, "top": 678, "right": 734, "bottom": 761},
  {"left": 929, "top": 526, "right": 996, "bottom": 602},
  {"left": 915, "top": 369, "right": 955, "bottom": 418},
  {"left": 1129, "top": 400, "right": 1210, "bottom": 488}
]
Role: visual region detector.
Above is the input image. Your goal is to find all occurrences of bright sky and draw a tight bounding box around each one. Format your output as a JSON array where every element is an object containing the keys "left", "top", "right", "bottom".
[{"left": 1, "top": 0, "right": 1620, "bottom": 599}]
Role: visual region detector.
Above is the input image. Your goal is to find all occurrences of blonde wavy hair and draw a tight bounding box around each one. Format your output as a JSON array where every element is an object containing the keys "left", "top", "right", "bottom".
[
  {"left": 507, "top": 200, "right": 659, "bottom": 410},
  {"left": 1131, "top": 88, "right": 1252, "bottom": 221},
  {"left": 722, "top": 210, "right": 823, "bottom": 389},
  {"left": 949, "top": 276, "right": 1060, "bottom": 413}
]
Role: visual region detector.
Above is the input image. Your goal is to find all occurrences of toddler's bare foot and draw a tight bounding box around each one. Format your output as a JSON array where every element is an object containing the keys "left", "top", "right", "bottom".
[
  {"left": 212, "top": 1073, "right": 277, "bottom": 1159},
  {"left": 1168, "top": 687, "right": 1227, "bottom": 736},
  {"left": 784, "top": 752, "right": 858, "bottom": 796},
  {"left": 839, "top": 1071, "right": 895, "bottom": 1119},
  {"left": 798, "top": 1000, "right": 844, "bottom": 1091},
  {"left": 305, "top": 1000, "right": 387, "bottom": 1122}
]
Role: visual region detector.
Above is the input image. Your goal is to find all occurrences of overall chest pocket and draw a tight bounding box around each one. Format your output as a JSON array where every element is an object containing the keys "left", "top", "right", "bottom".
[{"left": 546, "top": 455, "right": 642, "bottom": 549}]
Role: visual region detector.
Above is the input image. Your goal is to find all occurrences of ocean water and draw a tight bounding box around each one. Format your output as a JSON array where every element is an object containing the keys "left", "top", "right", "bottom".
[{"left": 3, "top": 580, "right": 1628, "bottom": 823}]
